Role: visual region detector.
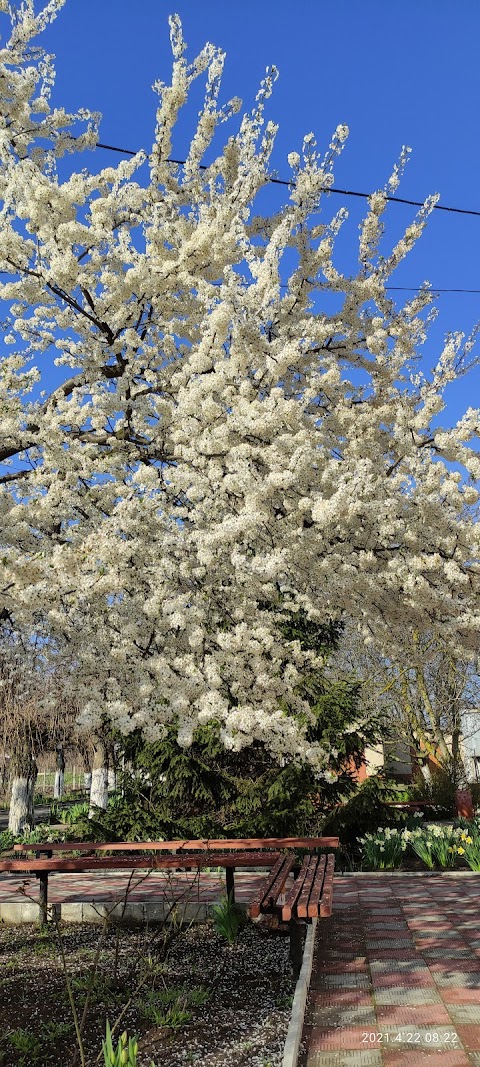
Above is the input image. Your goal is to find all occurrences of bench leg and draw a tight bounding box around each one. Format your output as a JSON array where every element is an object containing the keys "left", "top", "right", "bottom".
[
  {"left": 37, "top": 872, "right": 48, "bottom": 926},
  {"left": 289, "top": 919, "right": 304, "bottom": 979},
  {"left": 226, "top": 866, "right": 235, "bottom": 903}
]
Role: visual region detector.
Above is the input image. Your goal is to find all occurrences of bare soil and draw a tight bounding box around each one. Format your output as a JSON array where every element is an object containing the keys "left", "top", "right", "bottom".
[{"left": 0, "top": 918, "right": 295, "bottom": 1067}]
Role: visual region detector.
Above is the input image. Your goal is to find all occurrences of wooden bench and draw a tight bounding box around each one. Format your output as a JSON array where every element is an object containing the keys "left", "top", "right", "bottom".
[
  {"left": 247, "top": 850, "right": 337, "bottom": 975},
  {"left": 5, "top": 836, "right": 338, "bottom": 928}
]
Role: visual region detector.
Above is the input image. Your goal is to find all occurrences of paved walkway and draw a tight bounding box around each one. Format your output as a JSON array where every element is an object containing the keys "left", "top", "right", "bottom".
[
  {"left": 0, "top": 869, "right": 266, "bottom": 903},
  {"left": 303, "top": 874, "right": 480, "bottom": 1067}
]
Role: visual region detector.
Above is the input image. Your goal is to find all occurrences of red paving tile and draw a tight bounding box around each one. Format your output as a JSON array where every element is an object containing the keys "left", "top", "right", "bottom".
[
  {"left": 382, "top": 1053, "right": 470, "bottom": 1067},
  {"left": 415, "top": 939, "right": 470, "bottom": 950},
  {"left": 370, "top": 974, "right": 436, "bottom": 988},
  {"left": 442, "top": 990, "right": 480, "bottom": 1004},
  {"left": 310, "top": 990, "right": 375, "bottom": 1008},
  {"left": 375, "top": 1005, "right": 453, "bottom": 1024},
  {"left": 455, "top": 1025, "right": 480, "bottom": 1049},
  {"left": 319, "top": 961, "right": 370, "bottom": 974}
]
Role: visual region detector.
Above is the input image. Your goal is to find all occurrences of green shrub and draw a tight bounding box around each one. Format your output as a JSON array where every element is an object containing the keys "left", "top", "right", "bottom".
[
  {"left": 410, "top": 768, "right": 456, "bottom": 817},
  {"left": 6, "top": 1029, "right": 42, "bottom": 1066},
  {"left": 467, "top": 781, "right": 480, "bottom": 811},
  {"left": 0, "top": 830, "right": 15, "bottom": 854},
  {"left": 60, "top": 801, "right": 89, "bottom": 826},
  {"left": 322, "top": 774, "right": 418, "bottom": 861}
]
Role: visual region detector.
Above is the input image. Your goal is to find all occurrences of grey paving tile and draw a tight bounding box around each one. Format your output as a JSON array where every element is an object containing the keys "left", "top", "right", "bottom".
[
  {"left": 322, "top": 974, "right": 372, "bottom": 989},
  {"left": 369, "top": 961, "right": 431, "bottom": 973},
  {"left": 308, "top": 1007, "right": 378, "bottom": 1026},
  {"left": 448, "top": 1006, "right": 480, "bottom": 1024},
  {"left": 374, "top": 988, "right": 444, "bottom": 1005},
  {"left": 306, "top": 1053, "right": 383, "bottom": 1067},
  {"left": 433, "top": 973, "right": 480, "bottom": 988},
  {"left": 421, "top": 949, "right": 475, "bottom": 959}
]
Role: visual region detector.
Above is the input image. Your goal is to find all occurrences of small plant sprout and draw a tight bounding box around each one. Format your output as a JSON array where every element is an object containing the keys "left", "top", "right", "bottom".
[
  {"left": 102, "top": 1021, "right": 139, "bottom": 1067},
  {"left": 211, "top": 892, "right": 243, "bottom": 944}
]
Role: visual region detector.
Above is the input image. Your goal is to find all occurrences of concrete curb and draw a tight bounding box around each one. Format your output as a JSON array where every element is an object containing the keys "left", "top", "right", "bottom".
[
  {"left": 282, "top": 919, "right": 317, "bottom": 1067},
  {"left": 0, "top": 899, "right": 212, "bottom": 924},
  {"left": 338, "top": 869, "right": 480, "bottom": 877}
]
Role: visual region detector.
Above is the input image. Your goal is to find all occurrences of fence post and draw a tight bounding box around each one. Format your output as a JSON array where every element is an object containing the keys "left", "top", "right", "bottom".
[{"left": 72, "top": 766, "right": 76, "bottom": 791}]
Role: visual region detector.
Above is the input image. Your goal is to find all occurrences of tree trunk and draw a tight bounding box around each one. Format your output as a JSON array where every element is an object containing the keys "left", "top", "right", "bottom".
[
  {"left": 418, "top": 761, "right": 432, "bottom": 784},
  {"left": 89, "top": 742, "right": 108, "bottom": 813},
  {"left": 53, "top": 746, "right": 65, "bottom": 800},
  {"left": 8, "top": 753, "right": 37, "bottom": 835}
]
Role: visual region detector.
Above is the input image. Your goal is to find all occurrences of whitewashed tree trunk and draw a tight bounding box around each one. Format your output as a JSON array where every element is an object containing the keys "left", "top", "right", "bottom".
[
  {"left": 53, "top": 746, "right": 65, "bottom": 799},
  {"left": 54, "top": 769, "right": 65, "bottom": 799},
  {"left": 107, "top": 767, "right": 116, "bottom": 792},
  {"left": 419, "top": 762, "right": 432, "bottom": 784},
  {"left": 8, "top": 755, "right": 37, "bottom": 835},
  {"left": 89, "top": 742, "right": 108, "bottom": 813}
]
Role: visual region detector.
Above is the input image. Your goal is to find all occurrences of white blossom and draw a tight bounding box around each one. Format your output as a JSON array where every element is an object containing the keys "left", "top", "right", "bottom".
[{"left": 0, "top": 5, "right": 478, "bottom": 762}]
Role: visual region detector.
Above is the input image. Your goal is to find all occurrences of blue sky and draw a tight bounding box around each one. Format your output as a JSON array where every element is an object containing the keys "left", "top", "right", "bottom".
[{"left": 32, "top": 0, "right": 480, "bottom": 426}]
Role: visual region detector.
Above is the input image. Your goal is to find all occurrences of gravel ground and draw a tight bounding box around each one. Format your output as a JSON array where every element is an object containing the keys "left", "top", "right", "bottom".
[{"left": 0, "top": 919, "right": 296, "bottom": 1066}]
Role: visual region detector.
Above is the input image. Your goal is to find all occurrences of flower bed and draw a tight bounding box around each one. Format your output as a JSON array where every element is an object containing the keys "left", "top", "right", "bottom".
[
  {"left": 358, "top": 821, "right": 480, "bottom": 871},
  {"left": 0, "top": 919, "right": 295, "bottom": 1066}
]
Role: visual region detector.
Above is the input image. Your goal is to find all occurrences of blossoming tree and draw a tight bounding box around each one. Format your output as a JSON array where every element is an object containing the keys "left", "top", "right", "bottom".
[{"left": 0, "top": 0, "right": 478, "bottom": 768}]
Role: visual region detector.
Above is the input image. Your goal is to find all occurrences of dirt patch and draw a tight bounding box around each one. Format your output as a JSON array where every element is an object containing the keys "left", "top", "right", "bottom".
[{"left": 0, "top": 919, "right": 295, "bottom": 1066}]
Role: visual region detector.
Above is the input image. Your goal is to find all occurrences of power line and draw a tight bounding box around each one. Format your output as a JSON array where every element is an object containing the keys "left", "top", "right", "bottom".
[
  {"left": 96, "top": 141, "right": 480, "bottom": 220},
  {"left": 96, "top": 142, "right": 480, "bottom": 297},
  {"left": 386, "top": 287, "right": 480, "bottom": 295}
]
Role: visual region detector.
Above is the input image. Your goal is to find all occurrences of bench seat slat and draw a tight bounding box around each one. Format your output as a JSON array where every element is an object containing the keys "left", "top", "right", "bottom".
[
  {"left": 307, "top": 855, "right": 327, "bottom": 918},
  {"left": 249, "top": 856, "right": 289, "bottom": 918},
  {"left": 265, "top": 856, "right": 295, "bottom": 908},
  {"left": 296, "top": 856, "right": 318, "bottom": 918},
  {"left": 281, "top": 854, "right": 310, "bottom": 922},
  {"left": 320, "top": 853, "right": 335, "bottom": 917}
]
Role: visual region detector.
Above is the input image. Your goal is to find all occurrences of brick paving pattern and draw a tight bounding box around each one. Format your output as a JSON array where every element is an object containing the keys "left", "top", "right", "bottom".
[
  {"left": 303, "top": 875, "right": 480, "bottom": 1066},
  {"left": 0, "top": 868, "right": 266, "bottom": 903}
]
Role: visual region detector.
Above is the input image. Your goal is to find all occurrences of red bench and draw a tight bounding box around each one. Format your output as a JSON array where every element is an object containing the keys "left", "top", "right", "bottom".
[{"left": 4, "top": 837, "right": 338, "bottom": 927}]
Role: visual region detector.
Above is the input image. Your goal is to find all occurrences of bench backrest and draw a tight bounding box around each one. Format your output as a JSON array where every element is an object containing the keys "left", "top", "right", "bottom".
[
  {"left": 0, "top": 850, "right": 282, "bottom": 873},
  {"left": 14, "top": 835, "right": 339, "bottom": 855}
]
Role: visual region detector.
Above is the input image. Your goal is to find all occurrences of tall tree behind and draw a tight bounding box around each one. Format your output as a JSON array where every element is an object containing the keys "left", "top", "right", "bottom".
[
  {"left": 331, "top": 623, "right": 479, "bottom": 787},
  {"left": 0, "top": 628, "right": 77, "bottom": 833}
]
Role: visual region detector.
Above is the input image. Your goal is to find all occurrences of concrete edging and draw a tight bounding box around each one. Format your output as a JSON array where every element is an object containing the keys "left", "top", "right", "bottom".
[
  {"left": 282, "top": 919, "right": 317, "bottom": 1067},
  {"left": 339, "top": 869, "right": 480, "bottom": 877},
  {"left": 0, "top": 900, "right": 212, "bottom": 924}
]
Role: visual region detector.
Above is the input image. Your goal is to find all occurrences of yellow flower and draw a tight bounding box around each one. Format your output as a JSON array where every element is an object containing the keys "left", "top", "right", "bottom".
[
  {"left": 457, "top": 847, "right": 465, "bottom": 855},
  {"left": 466, "top": 837, "right": 473, "bottom": 845}
]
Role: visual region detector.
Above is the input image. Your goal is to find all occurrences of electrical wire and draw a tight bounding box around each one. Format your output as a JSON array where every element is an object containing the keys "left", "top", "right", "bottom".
[
  {"left": 386, "top": 287, "right": 480, "bottom": 295},
  {"left": 94, "top": 142, "right": 480, "bottom": 298},
  {"left": 96, "top": 141, "right": 480, "bottom": 219}
]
